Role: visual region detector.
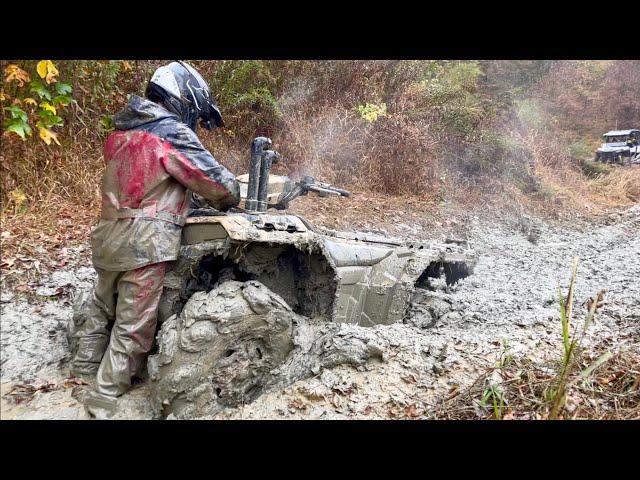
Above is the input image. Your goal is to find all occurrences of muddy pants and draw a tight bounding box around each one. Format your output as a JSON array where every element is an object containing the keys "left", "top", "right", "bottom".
[{"left": 71, "top": 262, "right": 166, "bottom": 397}]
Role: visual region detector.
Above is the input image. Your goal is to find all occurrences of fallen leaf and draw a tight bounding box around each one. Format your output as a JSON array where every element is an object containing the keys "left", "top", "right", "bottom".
[
  {"left": 287, "top": 399, "right": 306, "bottom": 411},
  {"left": 63, "top": 377, "right": 88, "bottom": 388},
  {"left": 402, "top": 373, "right": 418, "bottom": 384},
  {"left": 38, "top": 127, "right": 61, "bottom": 146},
  {"left": 405, "top": 403, "right": 421, "bottom": 418},
  {"left": 4, "top": 64, "right": 30, "bottom": 87}
]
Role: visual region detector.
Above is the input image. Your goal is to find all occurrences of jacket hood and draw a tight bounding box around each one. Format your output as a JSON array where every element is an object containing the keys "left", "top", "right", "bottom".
[{"left": 114, "top": 95, "right": 178, "bottom": 130}]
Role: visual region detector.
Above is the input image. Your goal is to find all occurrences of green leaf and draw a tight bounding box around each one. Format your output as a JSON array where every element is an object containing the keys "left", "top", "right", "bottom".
[
  {"left": 5, "top": 123, "right": 26, "bottom": 139},
  {"left": 3, "top": 106, "right": 28, "bottom": 122},
  {"left": 29, "top": 80, "right": 52, "bottom": 100},
  {"left": 4, "top": 119, "right": 32, "bottom": 139},
  {"left": 100, "top": 115, "right": 115, "bottom": 132},
  {"left": 52, "top": 94, "right": 72, "bottom": 107},
  {"left": 55, "top": 82, "right": 72, "bottom": 95},
  {"left": 37, "top": 110, "right": 64, "bottom": 128},
  {"left": 579, "top": 351, "right": 613, "bottom": 384}
]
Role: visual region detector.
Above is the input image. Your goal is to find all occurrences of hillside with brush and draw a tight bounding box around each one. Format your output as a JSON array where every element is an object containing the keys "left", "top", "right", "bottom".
[
  {"left": 2, "top": 60, "right": 640, "bottom": 287},
  {"left": 2, "top": 60, "right": 639, "bottom": 221}
]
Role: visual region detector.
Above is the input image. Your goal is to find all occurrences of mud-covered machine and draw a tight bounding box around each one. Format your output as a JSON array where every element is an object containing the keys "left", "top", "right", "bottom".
[{"left": 72, "top": 138, "right": 477, "bottom": 418}]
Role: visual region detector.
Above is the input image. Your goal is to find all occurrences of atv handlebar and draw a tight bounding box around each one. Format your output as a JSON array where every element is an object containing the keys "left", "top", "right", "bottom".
[
  {"left": 243, "top": 138, "right": 351, "bottom": 212},
  {"left": 301, "top": 176, "right": 351, "bottom": 198},
  {"left": 275, "top": 175, "right": 350, "bottom": 209}
]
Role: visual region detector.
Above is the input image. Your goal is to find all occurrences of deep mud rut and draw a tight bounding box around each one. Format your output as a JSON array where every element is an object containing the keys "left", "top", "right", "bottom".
[{"left": 1, "top": 205, "right": 639, "bottom": 419}]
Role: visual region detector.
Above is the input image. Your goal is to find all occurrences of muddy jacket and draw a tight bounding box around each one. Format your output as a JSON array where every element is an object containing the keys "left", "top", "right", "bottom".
[{"left": 91, "top": 95, "right": 240, "bottom": 271}]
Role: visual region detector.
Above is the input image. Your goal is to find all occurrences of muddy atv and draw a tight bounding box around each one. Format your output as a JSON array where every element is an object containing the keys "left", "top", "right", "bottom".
[{"left": 70, "top": 137, "right": 477, "bottom": 419}]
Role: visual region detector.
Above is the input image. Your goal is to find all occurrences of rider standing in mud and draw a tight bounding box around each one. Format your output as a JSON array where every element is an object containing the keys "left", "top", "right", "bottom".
[{"left": 70, "top": 61, "right": 240, "bottom": 417}]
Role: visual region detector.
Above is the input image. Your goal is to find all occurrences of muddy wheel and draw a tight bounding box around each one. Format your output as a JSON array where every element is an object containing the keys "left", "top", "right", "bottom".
[
  {"left": 404, "top": 289, "right": 454, "bottom": 329},
  {"left": 148, "top": 280, "right": 301, "bottom": 419}
]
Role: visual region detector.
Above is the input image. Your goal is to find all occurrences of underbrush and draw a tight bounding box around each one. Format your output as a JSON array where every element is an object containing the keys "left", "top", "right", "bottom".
[
  {"left": 434, "top": 259, "right": 640, "bottom": 420},
  {"left": 2, "top": 60, "right": 639, "bottom": 282},
  {"left": 436, "top": 344, "right": 639, "bottom": 420},
  {"left": 588, "top": 166, "right": 640, "bottom": 204}
]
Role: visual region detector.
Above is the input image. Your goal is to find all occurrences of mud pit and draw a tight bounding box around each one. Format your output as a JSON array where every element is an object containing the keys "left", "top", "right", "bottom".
[{"left": 2, "top": 205, "right": 639, "bottom": 419}]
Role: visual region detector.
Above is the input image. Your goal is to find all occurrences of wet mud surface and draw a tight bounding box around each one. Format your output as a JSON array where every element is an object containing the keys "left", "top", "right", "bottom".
[{"left": 1, "top": 206, "right": 638, "bottom": 419}]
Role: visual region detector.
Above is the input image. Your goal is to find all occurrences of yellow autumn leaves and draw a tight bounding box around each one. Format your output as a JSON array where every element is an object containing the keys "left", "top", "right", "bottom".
[
  {"left": 40, "top": 102, "right": 56, "bottom": 114},
  {"left": 357, "top": 103, "right": 387, "bottom": 123},
  {"left": 8, "top": 188, "right": 28, "bottom": 214},
  {"left": 3, "top": 61, "right": 59, "bottom": 87},
  {"left": 35, "top": 60, "right": 60, "bottom": 144},
  {"left": 2, "top": 60, "right": 63, "bottom": 145},
  {"left": 38, "top": 127, "right": 60, "bottom": 145},
  {"left": 36, "top": 60, "right": 59, "bottom": 84}
]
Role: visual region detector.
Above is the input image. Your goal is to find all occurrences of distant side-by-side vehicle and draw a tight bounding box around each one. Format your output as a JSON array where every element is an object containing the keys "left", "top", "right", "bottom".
[{"left": 595, "top": 129, "right": 640, "bottom": 164}]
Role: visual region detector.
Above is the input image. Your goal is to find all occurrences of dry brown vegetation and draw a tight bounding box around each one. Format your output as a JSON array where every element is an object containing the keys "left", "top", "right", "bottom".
[
  {"left": 436, "top": 262, "right": 639, "bottom": 420},
  {"left": 2, "top": 60, "right": 639, "bottom": 273},
  {"left": 2, "top": 60, "right": 639, "bottom": 220},
  {"left": 436, "top": 344, "right": 640, "bottom": 420}
]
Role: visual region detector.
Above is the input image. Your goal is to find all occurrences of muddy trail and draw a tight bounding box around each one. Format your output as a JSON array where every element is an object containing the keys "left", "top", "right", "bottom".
[{"left": 1, "top": 205, "right": 639, "bottom": 419}]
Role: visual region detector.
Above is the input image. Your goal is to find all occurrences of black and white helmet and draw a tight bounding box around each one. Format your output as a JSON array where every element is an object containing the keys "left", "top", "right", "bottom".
[{"left": 146, "top": 61, "right": 223, "bottom": 131}]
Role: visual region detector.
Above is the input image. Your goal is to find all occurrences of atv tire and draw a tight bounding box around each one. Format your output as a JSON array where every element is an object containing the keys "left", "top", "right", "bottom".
[{"left": 148, "top": 280, "right": 301, "bottom": 419}]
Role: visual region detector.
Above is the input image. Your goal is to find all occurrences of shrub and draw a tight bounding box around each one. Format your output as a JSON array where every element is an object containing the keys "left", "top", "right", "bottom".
[{"left": 2, "top": 61, "right": 73, "bottom": 146}]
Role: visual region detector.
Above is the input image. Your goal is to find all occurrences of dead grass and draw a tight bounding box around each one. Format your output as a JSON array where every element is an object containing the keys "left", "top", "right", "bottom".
[
  {"left": 511, "top": 162, "right": 640, "bottom": 218},
  {"left": 434, "top": 259, "right": 640, "bottom": 420},
  {"left": 589, "top": 166, "right": 640, "bottom": 204},
  {"left": 435, "top": 343, "right": 640, "bottom": 420}
]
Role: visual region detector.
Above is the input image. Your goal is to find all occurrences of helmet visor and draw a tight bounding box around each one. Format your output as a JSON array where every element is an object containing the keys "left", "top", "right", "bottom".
[{"left": 200, "top": 101, "right": 224, "bottom": 130}]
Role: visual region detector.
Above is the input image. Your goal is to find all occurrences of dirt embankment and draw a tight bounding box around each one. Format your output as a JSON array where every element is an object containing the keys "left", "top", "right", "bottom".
[{"left": 1, "top": 204, "right": 639, "bottom": 420}]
